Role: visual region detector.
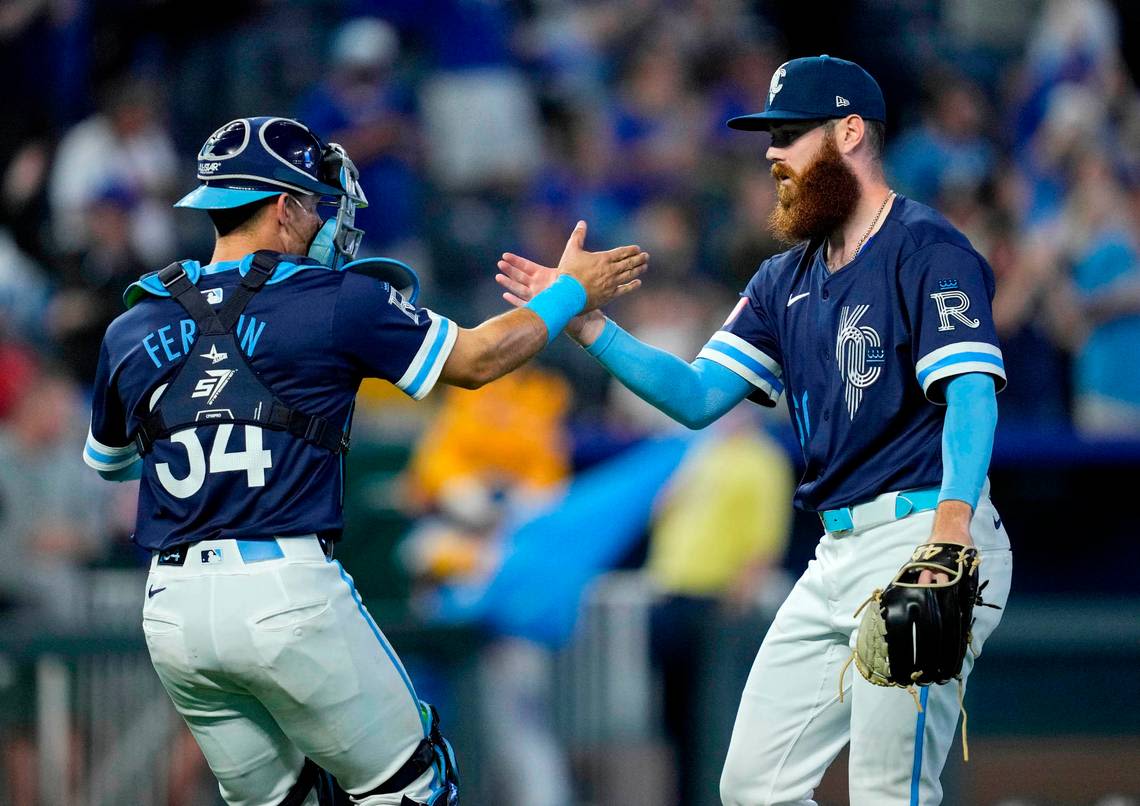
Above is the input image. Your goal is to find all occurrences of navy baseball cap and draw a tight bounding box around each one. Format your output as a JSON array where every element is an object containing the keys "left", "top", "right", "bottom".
[{"left": 727, "top": 55, "right": 886, "bottom": 131}]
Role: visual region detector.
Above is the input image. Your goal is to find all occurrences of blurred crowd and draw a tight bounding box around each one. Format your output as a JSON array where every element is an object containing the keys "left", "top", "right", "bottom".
[
  {"left": 0, "top": 0, "right": 1137, "bottom": 439},
  {"left": 1, "top": 0, "right": 1140, "bottom": 802}
]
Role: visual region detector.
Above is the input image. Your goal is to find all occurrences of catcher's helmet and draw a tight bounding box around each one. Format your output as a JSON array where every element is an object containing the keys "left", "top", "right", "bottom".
[
  {"left": 175, "top": 117, "right": 349, "bottom": 209},
  {"left": 176, "top": 116, "right": 369, "bottom": 267}
]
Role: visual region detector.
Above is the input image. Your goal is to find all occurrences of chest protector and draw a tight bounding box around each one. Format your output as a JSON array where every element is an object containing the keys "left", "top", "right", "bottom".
[{"left": 133, "top": 251, "right": 349, "bottom": 456}]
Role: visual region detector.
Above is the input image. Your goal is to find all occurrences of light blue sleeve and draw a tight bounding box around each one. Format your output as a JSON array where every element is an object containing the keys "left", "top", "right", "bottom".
[
  {"left": 939, "top": 373, "right": 997, "bottom": 508},
  {"left": 98, "top": 458, "right": 142, "bottom": 482},
  {"left": 584, "top": 319, "right": 753, "bottom": 429}
]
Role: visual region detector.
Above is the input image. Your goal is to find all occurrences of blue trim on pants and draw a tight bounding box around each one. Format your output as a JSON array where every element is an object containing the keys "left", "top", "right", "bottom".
[
  {"left": 910, "top": 686, "right": 931, "bottom": 805},
  {"left": 332, "top": 560, "right": 439, "bottom": 789}
]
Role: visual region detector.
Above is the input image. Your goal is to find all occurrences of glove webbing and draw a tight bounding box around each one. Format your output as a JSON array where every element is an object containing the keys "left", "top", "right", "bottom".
[{"left": 839, "top": 590, "right": 975, "bottom": 763}]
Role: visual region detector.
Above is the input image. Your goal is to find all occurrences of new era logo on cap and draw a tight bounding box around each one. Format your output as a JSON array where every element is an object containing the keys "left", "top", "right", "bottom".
[{"left": 726, "top": 55, "right": 886, "bottom": 132}]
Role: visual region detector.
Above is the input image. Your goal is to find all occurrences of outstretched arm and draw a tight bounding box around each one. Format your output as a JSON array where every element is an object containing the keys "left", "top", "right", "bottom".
[{"left": 496, "top": 253, "right": 752, "bottom": 428}]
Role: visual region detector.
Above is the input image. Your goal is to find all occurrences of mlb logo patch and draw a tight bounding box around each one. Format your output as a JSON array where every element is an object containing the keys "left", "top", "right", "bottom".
[
  {"left": 201, "top": 548, "right": 223, "bottom": 564},
  {"left": 201, "top": 288, "right": 224, "bottom": 304}
]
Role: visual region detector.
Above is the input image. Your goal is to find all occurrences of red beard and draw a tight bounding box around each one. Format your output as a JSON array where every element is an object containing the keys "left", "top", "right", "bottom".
[{"left": 768, "top": 130, "right": 861, "bottom": 244}]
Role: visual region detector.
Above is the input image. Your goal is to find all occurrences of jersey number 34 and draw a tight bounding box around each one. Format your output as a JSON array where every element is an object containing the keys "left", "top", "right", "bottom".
[{"left": 157, "top": 424, "right": 272, "bottom": 498}]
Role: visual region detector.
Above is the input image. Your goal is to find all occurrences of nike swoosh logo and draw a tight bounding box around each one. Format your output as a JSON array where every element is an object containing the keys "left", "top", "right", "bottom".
[
  {"left": 787, "top": 292, "right": 810, "bottom": 307},
  {"left": 148, "top": 586, "right": 167, "bottom": 599}
]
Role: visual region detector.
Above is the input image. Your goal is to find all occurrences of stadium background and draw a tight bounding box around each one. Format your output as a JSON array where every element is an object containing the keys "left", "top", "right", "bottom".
[{"left": 1, "top": 0, "right": 1139, "bottom": 803}]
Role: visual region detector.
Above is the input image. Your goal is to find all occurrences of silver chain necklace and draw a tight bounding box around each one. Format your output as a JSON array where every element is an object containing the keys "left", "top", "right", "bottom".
[
  {"left": 830, "top": 189, "right": 895, "bottom": 269},
  {"left": 855, "top": 189, "right": 895, "bottom": 256}
]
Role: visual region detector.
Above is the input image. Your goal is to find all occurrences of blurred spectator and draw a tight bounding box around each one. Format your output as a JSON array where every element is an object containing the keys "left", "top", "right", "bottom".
[
  {"left": 47, "top": 185, "right": 148, "bottom": 384},
  {"left": 646, "top": 407, "right": 794, "bottom": 806},
  {"left": 1019, "top": 82, "right": 1110, "bottom": 227},
  {"left": 2, "top": 136, "right": 54, "bottom": 262},
  {"left": 1049, "top": 150, "right": 1140, "bottom": 433},
  {"left": 512, "top": 2, "right": 622, "bottom": 103},
  {"left": 415, "top": 0, "right": 544, "bottom": 192},
  {"left": 297, "top": 17, "right": 425, "bottom": 254},
  {"left": 48, "top": 76, "right": 178, "bottom": 265},
  {"left": 700, "top": 35, "right": 784, "bottom": 171},
  {"left": 0, "top": 227, "right": 50, "bottom": 342},
  {"left": 1015, "top": 0, "right": 1122, "bottom": 150},
  {"left": 0, "top": 362, "right": 111, "bottom": 806},
  {"left": 0, "top": 365, "right": 110, "bottom": 626},
  {"left": 986, "top": 212, "right": 1071, "bottom": 424},
  {"left": 399, "top": 367, "right": 575, "bottom": 806},
  {"left": 888, "top": 71, "right": 997, "bottom": 206},
  {"left": 715, "top": 163, "right": 787, "bottom": 285},
  {"left": 0, "top": 343, "right": 40, "bottom": 421},
  {"left": 403, "top": 365, "right": 571, "bottom": 524},
  {"left": 603, "top": 31, "right": 705, "bottom": 213}
]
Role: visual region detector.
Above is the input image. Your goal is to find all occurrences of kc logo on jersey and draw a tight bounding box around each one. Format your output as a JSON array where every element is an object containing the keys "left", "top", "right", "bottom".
[
  {"left": 835, "top": 304, "right": 884, "bottom": 420},
  {"left": 192, "top": 369, "right": 236, "bottom": 405},
  {"left": 930, "top": 288, "right": 980, "bottom": 332}
]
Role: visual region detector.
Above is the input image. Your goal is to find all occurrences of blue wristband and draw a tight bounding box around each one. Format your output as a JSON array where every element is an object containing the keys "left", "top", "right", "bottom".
[{"left": 525, "top": 275, "right": 588, "bottom": 344}]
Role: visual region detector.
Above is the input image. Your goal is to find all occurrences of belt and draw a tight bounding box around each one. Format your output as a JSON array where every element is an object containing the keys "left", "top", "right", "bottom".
[
  {"left": 818, "top": 486, "right": 940, "bottom": 535},
  {"left": 153, "top": 535, "right": 333, "bottom": 568}
]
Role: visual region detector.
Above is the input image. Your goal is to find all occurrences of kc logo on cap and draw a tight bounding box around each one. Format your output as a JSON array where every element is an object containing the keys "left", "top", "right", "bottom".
[
  {"left": 727, "top": 55, "right": 886, "bottom": 132},
  {"left": 769, "top": 63, "right": 788, "bottom": 105}
]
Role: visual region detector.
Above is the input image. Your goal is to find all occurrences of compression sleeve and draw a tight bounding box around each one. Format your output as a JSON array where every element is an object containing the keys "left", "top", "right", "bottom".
[
  {"left": 939, "top": 372, "right": 997, "bottom": 508},
  {"left": 585, "top": 318, "right": 753, "bottom": 429}
]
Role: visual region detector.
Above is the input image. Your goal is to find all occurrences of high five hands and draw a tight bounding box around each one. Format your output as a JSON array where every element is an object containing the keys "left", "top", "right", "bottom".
[{"left": 497, "top": 221, "right": 646, "bottom": 344}]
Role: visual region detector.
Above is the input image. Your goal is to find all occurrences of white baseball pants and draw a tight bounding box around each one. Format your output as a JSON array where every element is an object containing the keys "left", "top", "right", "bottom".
[
  {"left": 720, "top": 496, "right": 1012, "bottom": 806},
  {"left": 142, "top": 536, "right": 436, "bottom": 806}
]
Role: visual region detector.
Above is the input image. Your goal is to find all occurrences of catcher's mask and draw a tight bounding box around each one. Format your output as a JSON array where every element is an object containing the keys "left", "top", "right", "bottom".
[{"left": 175, "top": 116, "right": 369, "bottom": 268}]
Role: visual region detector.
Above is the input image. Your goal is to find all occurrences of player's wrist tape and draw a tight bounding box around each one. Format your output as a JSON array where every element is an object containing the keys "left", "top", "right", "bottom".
[
  {"left": 583, "top": 317, "right": 619, "bottom": 356},
  {"left": 525, "top": 275, "right": 588, "bottom": 344}
]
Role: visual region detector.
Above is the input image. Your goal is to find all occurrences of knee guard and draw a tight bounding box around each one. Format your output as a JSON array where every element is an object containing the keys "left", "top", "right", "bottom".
[{"left": 356, "top": 702, "right": 460, "bottom": 806}]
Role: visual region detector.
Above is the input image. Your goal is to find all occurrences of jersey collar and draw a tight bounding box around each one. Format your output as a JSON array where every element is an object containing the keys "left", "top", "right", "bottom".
[{"left": 123, "top": 252, "right": 329, "bottom": 309}]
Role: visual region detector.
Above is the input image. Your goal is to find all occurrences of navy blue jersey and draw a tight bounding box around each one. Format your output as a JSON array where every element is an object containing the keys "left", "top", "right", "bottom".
[
  {"left": 698, "top": 196, "right": 1006, "bottom": 512},
  {"left": 83, "top": 254, "right": 456, "bottom": 550}
]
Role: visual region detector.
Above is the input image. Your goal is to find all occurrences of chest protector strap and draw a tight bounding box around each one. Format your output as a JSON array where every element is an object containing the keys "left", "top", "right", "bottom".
[{"left": 133, "top": 250, "right": 350, "bottom": 456}]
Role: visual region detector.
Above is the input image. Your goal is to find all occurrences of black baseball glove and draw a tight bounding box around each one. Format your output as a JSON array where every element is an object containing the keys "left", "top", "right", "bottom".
[{"left": 852, "top": 542, "right": 984, "bottom": 689}]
